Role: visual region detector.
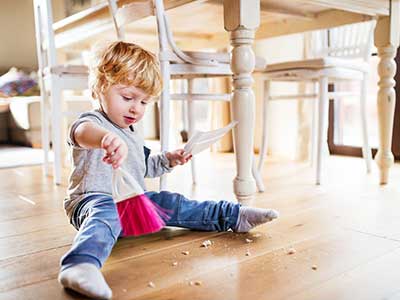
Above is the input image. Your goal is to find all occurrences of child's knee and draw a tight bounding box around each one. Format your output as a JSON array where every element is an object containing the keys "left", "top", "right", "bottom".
[
  {"left": 89, "top": 216, "right": 122, "bottom": 241},
  {"left": 148, "top": 191, "right": 183, "bottom": 207}
]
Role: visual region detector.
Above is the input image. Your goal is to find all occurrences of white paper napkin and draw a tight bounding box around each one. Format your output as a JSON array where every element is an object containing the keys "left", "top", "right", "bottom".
[{"left": 183, "top": 121, "right": 238, "bottom": 155}]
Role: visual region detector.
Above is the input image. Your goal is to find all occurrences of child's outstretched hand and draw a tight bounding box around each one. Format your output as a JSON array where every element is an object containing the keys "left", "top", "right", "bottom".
[
  {"left": 166, "top": 149, "right": 192, "bottom": 167},
  {"left": 101, "top": 132, "right": 128, "bottom": 169}
]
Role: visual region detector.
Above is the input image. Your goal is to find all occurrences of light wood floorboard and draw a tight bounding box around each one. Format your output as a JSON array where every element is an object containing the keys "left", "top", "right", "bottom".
[{"left": 1, "top": 153, "right": 400, "bottom": 299}]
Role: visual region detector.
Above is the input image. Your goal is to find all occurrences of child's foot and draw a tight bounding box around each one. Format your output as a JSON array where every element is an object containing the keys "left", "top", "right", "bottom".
[
  {"left": 58, "top": 263, "right": 112, "bottom": 300},
  {"left": 234, "top": 207, "right": 279, "bottom": 233}
]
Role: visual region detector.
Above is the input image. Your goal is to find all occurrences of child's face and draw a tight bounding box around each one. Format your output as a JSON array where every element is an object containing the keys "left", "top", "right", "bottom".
[{"left": 100, "top": 84, "right": 150, "bottom": 128}]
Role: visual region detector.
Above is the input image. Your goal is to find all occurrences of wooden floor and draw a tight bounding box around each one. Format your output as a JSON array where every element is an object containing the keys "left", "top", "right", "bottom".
[{"left": 2, "top": 153, "right": 400, "bottom": 300}]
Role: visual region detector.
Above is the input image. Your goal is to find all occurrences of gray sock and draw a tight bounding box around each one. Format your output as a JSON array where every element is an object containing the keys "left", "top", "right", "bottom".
[
  {"left": 58, "top": 263, "right": 112, "bottom": 300},
  {"left": 234, "top": 207, "right": 279, "bottom": 232}
]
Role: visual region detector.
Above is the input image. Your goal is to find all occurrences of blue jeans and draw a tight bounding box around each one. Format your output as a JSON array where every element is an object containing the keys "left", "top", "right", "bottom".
[{"left": 60, "top": 191, "right": 240, "bottom": 270}]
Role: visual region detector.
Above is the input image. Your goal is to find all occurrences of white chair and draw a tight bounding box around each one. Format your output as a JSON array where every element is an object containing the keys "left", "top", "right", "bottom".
[
  {"left": 107, "top": 0, "right": 266, "bottom": 190},
  {"left": 253, "top": 21, "right": 376, "bottom": 191},
  {"left": 33, "top": 0, "right": 89, "bottom": 185}
]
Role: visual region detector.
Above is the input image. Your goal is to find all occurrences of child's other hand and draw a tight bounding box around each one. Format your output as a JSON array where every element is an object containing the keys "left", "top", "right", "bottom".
[
  {"left": 101, "top": 132, "right": 128, "bottom": 169},
  {"left": 166, "top": 149, "right": 192, "bottom": 167}
]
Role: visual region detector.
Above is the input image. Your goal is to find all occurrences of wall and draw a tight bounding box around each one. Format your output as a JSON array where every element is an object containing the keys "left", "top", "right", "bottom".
[{"left": 0, "top": 0, "right": 65, "bottom": 74}]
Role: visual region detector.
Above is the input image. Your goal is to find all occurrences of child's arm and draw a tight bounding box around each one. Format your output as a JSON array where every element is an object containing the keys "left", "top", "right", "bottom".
[
  {"left": 145, "top": 149, "right": 191, "bottom": 178},
  {"left": 74, "top": 121, "right": 109, "bottom": 149},
  {"left": 74, "top": 121, "right": 128, "bottom": 169}
]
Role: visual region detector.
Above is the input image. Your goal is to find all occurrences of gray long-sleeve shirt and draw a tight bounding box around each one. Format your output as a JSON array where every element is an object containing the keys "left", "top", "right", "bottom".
[{"left": 64, "top": 110, "right": 172, "bottom": 218}]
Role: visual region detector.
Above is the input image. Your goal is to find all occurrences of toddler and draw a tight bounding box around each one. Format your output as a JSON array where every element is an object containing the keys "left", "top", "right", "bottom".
[{"left": 58, "top": 41, "right": 279, "bottom": 299}]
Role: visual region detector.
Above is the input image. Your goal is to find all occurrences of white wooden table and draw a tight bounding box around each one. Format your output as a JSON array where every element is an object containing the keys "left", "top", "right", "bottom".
[{"left": 54, "top": 0, "right": 400, "bottom": 201}]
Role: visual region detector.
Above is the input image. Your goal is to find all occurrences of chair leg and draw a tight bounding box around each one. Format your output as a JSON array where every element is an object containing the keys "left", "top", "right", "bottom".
[
  {"left": 253, "top": 80, "right": 270, "bottom": 192},
  {"left": 316, "top": 76, "right": 329, "bottom": 185},
  {"left": 51, "top": 77, "right": 62, "bottom": 185},
  {"left": 187, "top": 79, "right": 197, "bottom": 184},
  {"left": 252, "top": 154, "right": 263, "bottom": 192},
  {"left": 135, "top": 118, "right": 145, "bottom": 138},
  {"left": 159, "top": 60, "right": 171, "bottom": 190},
  {"left": 310, "top": 81, "right": 318, "bottom": 167},
  {"left": 181, "top": 98, "right": 189, "bottom": 142},
  {"left": 39, "top": 76, "right": 50, "bottom": 177},
  {"left": 360, "top": 75, "right": 372, "bottom": 172}
]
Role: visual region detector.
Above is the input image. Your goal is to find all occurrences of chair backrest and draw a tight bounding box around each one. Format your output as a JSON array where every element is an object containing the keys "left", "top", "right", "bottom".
[
  {"left": 33, "top": 0, "right": 57, "bottom": 71},
  {"left": 309, "top": 20, "right": 376, "bottom": 61},
  {"left": 107, "top": 0, "right": 154, "bottom": 41},
  {"left": 107, "top": 0, "right": 217, "bottom": 66}
]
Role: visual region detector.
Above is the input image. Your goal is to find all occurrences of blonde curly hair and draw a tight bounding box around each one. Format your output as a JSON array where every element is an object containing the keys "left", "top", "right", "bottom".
[{"left": 90, "top": 41, "right": 162, "bottom": 99}]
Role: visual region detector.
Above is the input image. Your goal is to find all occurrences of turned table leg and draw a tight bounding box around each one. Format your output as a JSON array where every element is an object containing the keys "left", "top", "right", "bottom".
[
  {"left": 223, "top": 0, "right": 260, "bottom": 201},
  {"left": 374, "top": 5, "right": 400, "bottom": 184}
]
